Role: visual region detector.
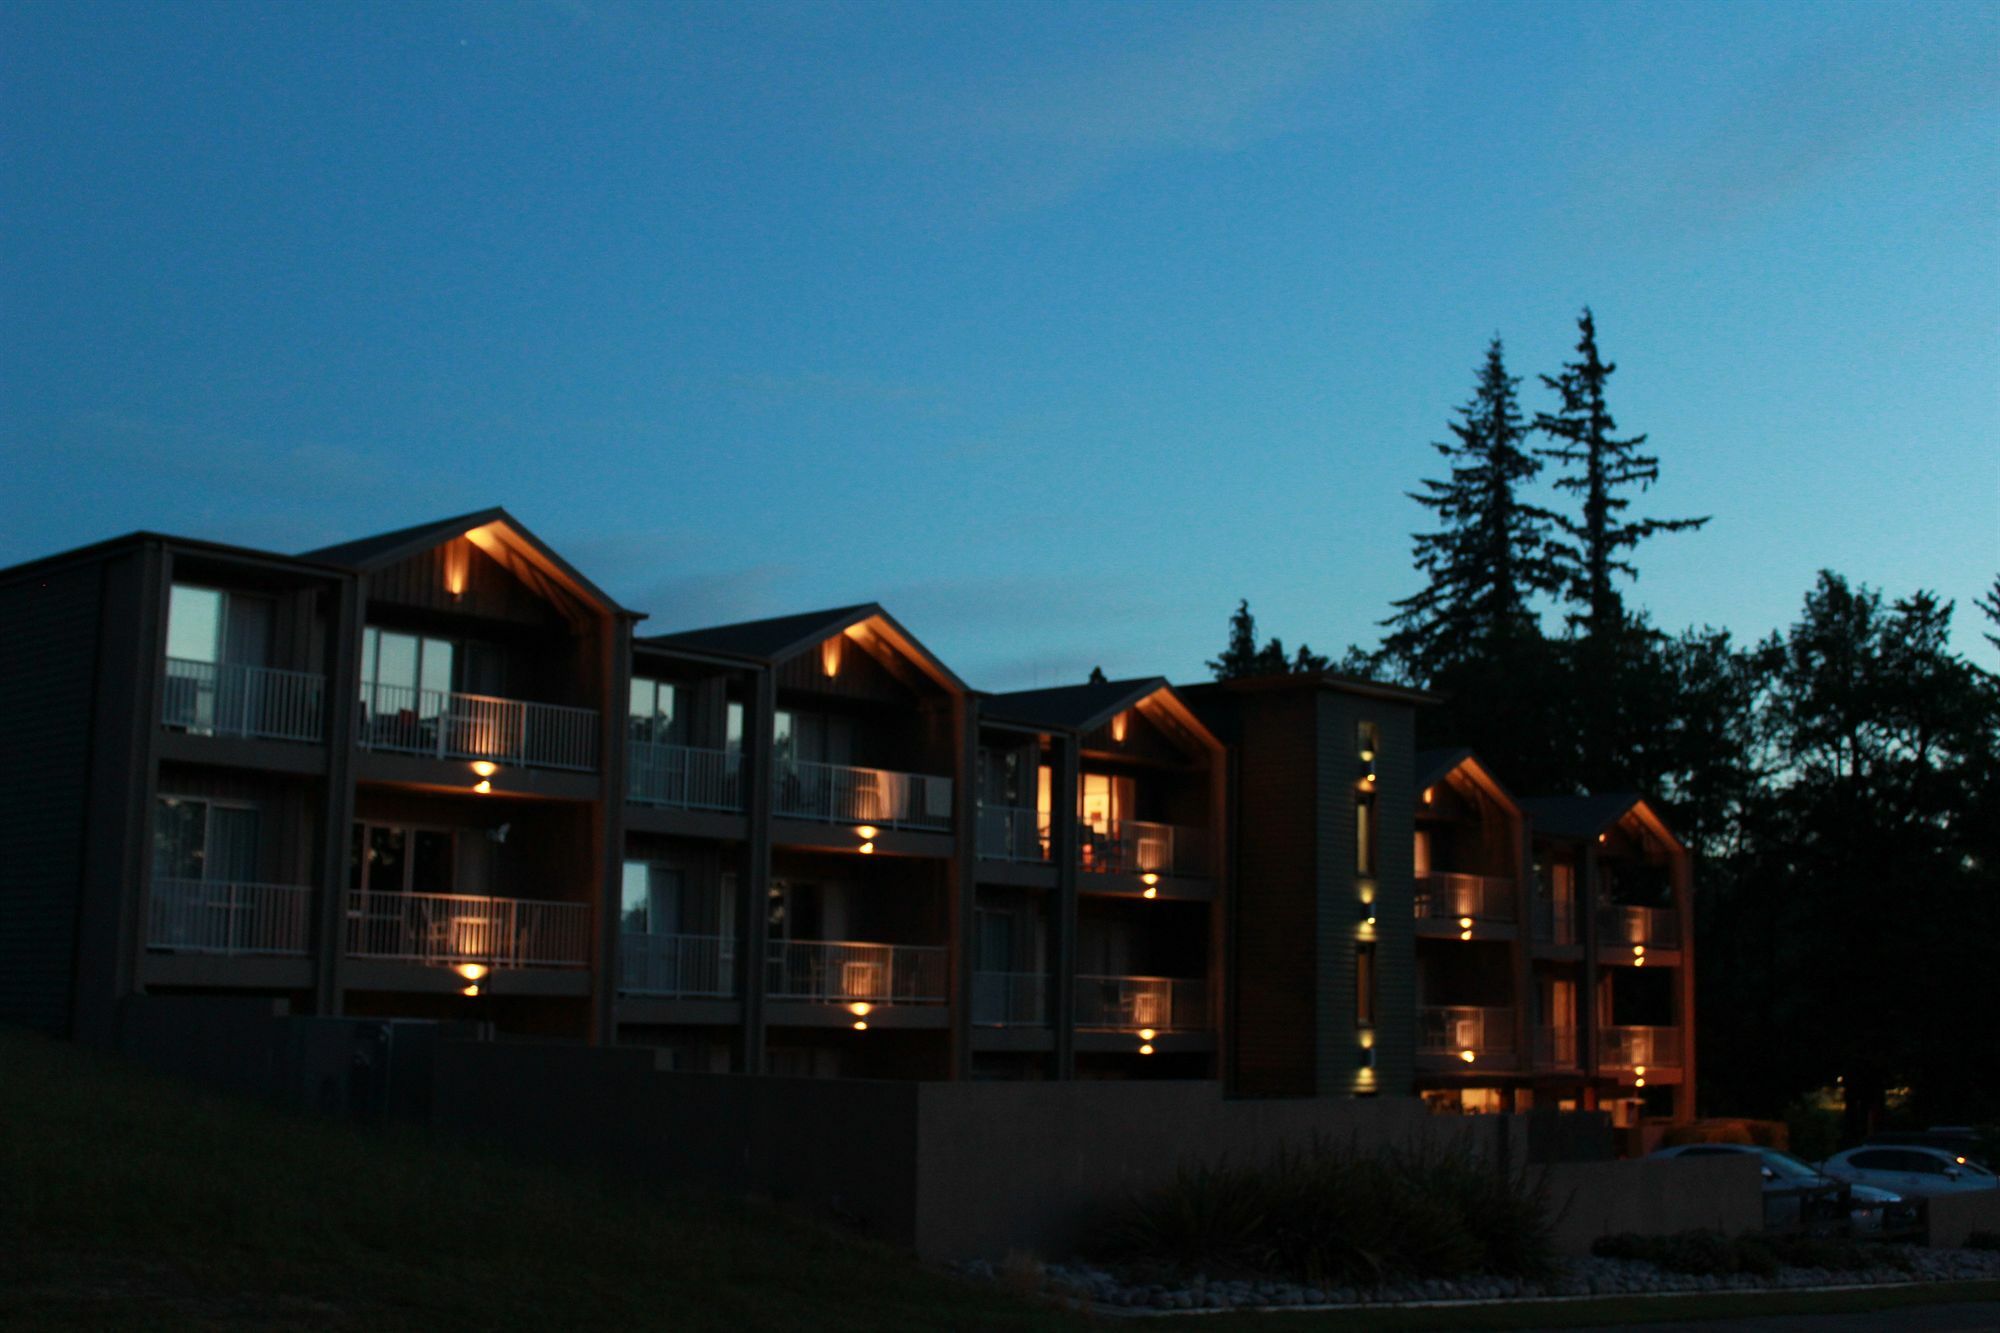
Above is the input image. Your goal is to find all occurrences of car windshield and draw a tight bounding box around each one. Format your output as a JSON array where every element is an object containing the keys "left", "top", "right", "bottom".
[{"left": 1759, "top": 1151, "right": 1823, "bottom": 1181}]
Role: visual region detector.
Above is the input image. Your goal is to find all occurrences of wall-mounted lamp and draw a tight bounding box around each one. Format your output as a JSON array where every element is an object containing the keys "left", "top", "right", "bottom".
[
  {"left": 1142, "top": 886, "right": 1158, "bottom": 899},
  {"left": 1138, "top": 1028, "right": 1156, "bottom": 1041},
  {"left": 821, "top": 635, "right": 843, "bottom": 678},
  {"left": 849, "top": 1001, "right": 872, "bottom": 1017},
  {"left": 1110, "top": 711, "right": 1129, "bottom": 744},
  {"left": 473, "top": 780, "right": 492, "bottom": 794},
  {"left": 471, "top": 761, "right": 498, "bottom": 778},
  {"left": 457, "top": 963, "right": 489, "bottom": 982},
  {"left": 443, "top": 541, "right": 470, "bottom": 601},
  {"left": 1633, "top": 1064, "right": 1646, "bottom": 1078},
  {"left": 858, "top": 841, "right": 875, "bottom": 855},
  {"left": 1138, "top": 1043, "right": 1154, "bottom": 1056},
  {"left": 462, "top": 984, "right": 480, "bottom": 997},
  {"left": 1634, "top": 1076, "right": 1646, "bottom": 1088},
  {"left": 1422, "top": 787, "right": 1434, "bottom": 805},
  {"left": 1459, "top": 1049, "right": 1476, "bottom": 1064},
  {"left": 852, "top": 1020, "right": 868, "bottom": 1031},
  {"left": 856, "top": 825, "right": 879, "bottom": 840}
]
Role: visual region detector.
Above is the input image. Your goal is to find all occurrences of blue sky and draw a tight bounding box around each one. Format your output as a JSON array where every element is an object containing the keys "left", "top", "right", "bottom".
[{"left": 4, "top": 0, "right": 1995, "bottom": 686}]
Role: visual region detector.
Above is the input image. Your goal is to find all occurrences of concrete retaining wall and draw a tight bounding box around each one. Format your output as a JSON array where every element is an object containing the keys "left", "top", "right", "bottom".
[
  {"left": 1927, "top": 1189, "right": 2000, "bottom": 1247},
  {"left": 1542, "top": 1157, "right": 1763, "bottom": 1256}
]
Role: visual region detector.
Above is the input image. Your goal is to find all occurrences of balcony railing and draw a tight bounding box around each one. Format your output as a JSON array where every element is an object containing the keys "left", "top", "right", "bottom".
[
  {"left": 1073, "top": 975, "right": 1210, "bottom": 1032},
  {"left": 1417, "top": 1005, "right": 1516, "bottom": 1056},
  {"left": 771, "top": 759, "right": 952, "bottom": 831},
  {"left": 620, "top": 932, "right": 734, "bottom": 997},
  {"left": 163, "top": 659, "right": 324, "bottom": 743},
  {"left": 1533, "top": 1025, "right": 1579, "bottom": 1069},
  {"left": 1532, "top": 898, "right": 1579, "bottom": 946},
  {"left": 1600, "top": 904, "right": 1681, "bottom": 951},
  {"left": 627, "top": 741, "right": 743, "bottom": 811},
  {"left": 358, "top": 681, "right": 597, "bottom": 772},
  {"left": 345, "top": 891, "right": 591, "bottom": 968},
  {"left": 971, "top": 971, "right": 1047, "bottom": 1026},
  {"left": 1415, "top": 873, "right": 1516, "bottom": 923},
  {"left": 1599, "top": 1025, "right": 1683, "bottom": 1069},
  {"left": 1078, "top": 819, "right": 1207, "bottom": 878},
  {"left": 766, "top": 939, "right": 949, "bottom": 1004},
  {"left": 976, "top": 806, "right": 1049, "bottom": 862},
  {"left": 147, "top": 878, "right": 312, "bottom": 956}
]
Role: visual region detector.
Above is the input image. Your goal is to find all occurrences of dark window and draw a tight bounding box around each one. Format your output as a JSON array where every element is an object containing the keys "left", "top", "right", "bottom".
[
  {"left": 1355, "top": 794, "right": 1377, "bottom": 876},
  {"left": 1847, "top": 1151, "right": 1898, "bottom": 1170},
  {"left": 1356, "top": 942, "right": 1376, "bottom": 1027}
]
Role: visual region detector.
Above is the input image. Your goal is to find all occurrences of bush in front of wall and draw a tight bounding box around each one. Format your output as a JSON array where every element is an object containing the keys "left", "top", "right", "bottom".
[
  {"left": 1092, "top": 1136, "right": 1555, "bottom": 1288},
  {"left": 1592, "top": 1230, "right": 1910, "bottom": 1277}
]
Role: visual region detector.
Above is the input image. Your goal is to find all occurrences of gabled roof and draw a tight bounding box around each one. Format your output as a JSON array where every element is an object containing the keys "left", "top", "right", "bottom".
[
  {"left": 1521, "top": 793, "right": 1682, "bottom": 850},
  {"left": 1416, "top": 747, "right": 1521, "bottom": 815},
  {"left": 985, "top": 677, "right": 1167, "bottom": 733},
  {"left": 643, "top": 603, "right": 966, "bottom": 693},
  {"left": 300, "top": 507, "right": 630, "bottom": 616}
]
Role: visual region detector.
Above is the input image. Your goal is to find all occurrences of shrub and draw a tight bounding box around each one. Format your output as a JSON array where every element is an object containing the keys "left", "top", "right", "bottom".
[
  {"left": 1783, "top": 1100, "right": 1842, "bottom": 1164},
  {"left": 1093, "top": 1136, "right": 1554, "bottom": 1287},
  {"left": 1590, "top": 1230, "right": 1909, "bottom": 1277},
  {"left": 1965, "top": 1230, "right": 2000, "bottom": 1252}
]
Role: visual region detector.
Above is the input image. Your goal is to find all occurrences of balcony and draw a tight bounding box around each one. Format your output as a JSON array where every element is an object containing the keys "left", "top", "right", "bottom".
[
  {"left": 976, "top": 806, "right": 1048, "bottom": 863},
  {"left": 147, "top": 878, "right": 312, "bottom": 956},
  {"left": 620, "top": 932, "right": 734, "bottom": 997},
  {"left": 627, "top": 741, "right": 743, "bottom": 811},
  {"left": 971, "top": 971, "right": 1048, "bottom": 1026},
  {"left": 1598, "top": 1025, "right": 1683, "bottom": 1069},
  {"left": 1073, "top": 974, "right": 1210, "bottom": 1032},
  {"left": 358, "top": 682, "right": 598, "bottom": 773},
  {"left": 1532, "top": 899, "right": 1579, "bottom": 946},
  {"left": 771, "top": 759, "right": 952, "bottom": 831},
  {"left": 345, "top": 891, "right": 591, "bottom": 968},
  {"left": 1600, "top": 905, "right": 1681, "bottom": 951},
  {"left": 163, "top": 659, "right": 324, "bottom": 743},
  {"left": 1418, "top": 1005, "right": 1516, "bottom": 1059},
  {"left": 1078, "top": 819, "right": 1206, "bottom": 878},
  {"left": 766, "top": 939, "right": 948, "bottom": 1004},
  {"left": 1415, "top": 873, "right": 1516, "bottom": 924},
  {"left": 1533, "top": 1025, "right": 1580, "bottom": 1069}
]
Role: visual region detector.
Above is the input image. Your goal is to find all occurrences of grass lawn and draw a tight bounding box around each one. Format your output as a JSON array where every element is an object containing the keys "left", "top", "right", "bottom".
[{"left": 0, "top": 1027, "right": 1085, "bottom": 1332}]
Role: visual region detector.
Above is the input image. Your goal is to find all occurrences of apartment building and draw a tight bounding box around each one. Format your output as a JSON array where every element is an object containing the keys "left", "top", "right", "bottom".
[{"left": 0, "top": 507, "right": 1691, "bottom": 1123}]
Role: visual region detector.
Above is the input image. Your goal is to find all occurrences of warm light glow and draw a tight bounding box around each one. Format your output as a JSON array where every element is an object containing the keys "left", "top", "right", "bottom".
[
  {"left": 852, "top": 1020, "right": 868, "bottom": 1031},
  {"left": 443, "top": 541, "right": 471, "bottom": 598},
  {"left": 849, "top": 1001, "right": 872, "bottom": 1017},
  {"left": 1111, "top": 710, "right": 1129, "bottom": 744},
  {"left": 1422, "top": 787, "right": 1434, "bottom": 804},
  {"left": 461, "top": 984, "right": 479, "bottom": 997},
  {"left": 1364, "top": 913, "right": 1377, "bottom": 927},
  {"left": 856, "top": 825, "right": 879, "bottom": 840},
  {"left": 1459, "top": 930, "right": 1472, "bottom": 941},
  {"left": 1634, "top": 1065, "right": 1646, "bottom": 1077},
  {"left": 858, "top": 841, "right": 875, "bottom": 855},
  {"left": 1142, "top": 886, "right": 1158, "bottom": 899},
  {"left": 1598, "top": 833, "right": 1608, "bottom": 844},
  {"left": 1140, "top": 872, "right": 1159, "bottom": 886},
  {"left": 1459, "top": 1049, "right": 1476, "bottom": 1064},
  {"left": 821, "top": 635, "right": 844, "bottom": 678},
  {"left": 1957, "top": 1156, "right": 1968, "bottom": 1165},
  {"left": 457, "top": 963, "right": 489, "bottom": 981},
  {"left": 1633, "top": 955, "right": 1645, "bottom": 966},
  {"left": 1138, "top": 1043, "right": 1154, "bottom": 1056},
  {"left": 1634, "top": 1076, "right": 1646, "bottom": 1088},
  {"left": 1358, "top": 1031, "right": 1375, "bottom": 1049},
  {"left": 1458, "top": 916, "right": 1473, "bottom": 929},
  {"left": 1359, "top": 747, "right": 1375, "bottom": 763},
  {"left": 470, "top": 760, "right": 498, "bottom": 778},
  {"left": 1138, "top": 1028, "right": 1156, "bottom": 1041},
  {"left": 473, "top": 780, "right": 492, "bottom": 794}
]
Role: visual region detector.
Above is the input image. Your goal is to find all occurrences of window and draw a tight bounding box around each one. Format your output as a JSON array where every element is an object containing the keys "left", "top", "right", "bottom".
[
  {"left": 725, "top": 701, "right": 744, "bottom": 754},
  {"left": 1355, "top": 942, "right": 1376, "bottom": 1026},
  {"left": 620, "top": 861, "right": 682, "bottom": 935},
  {"left": 1355, "top": 793, "right": 1377, "bottom": 876},
  {"left": 628, "top": 677, "right": 681, "bottom": 743},
  {"left": 153, "top": 797, "right": 260, "bottom": 883},
  {"left": 1080, "top": 772, "right": 1135, "bottom": 833},
  {"left": 1356, "top": 719, "right": 1380, "bottom": 759},
  {"left": 349, "top": 822, "right": 458, "bottom": 894},
  {"left": 774, "top": 710, "right": 852, "bottom": 765},
  {"left": 361, "top": 627, "right": 454, "bottom": 714},
  {"left": 167, "top": 585, "right": 272, "bottom": 667}
]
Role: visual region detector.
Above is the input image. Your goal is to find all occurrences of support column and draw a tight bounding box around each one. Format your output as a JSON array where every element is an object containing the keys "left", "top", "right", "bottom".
[
  {"left": 1051, "top": 732, "right": 1080, "bottom": 1079},
  {"left": 947, "top": 694, "right": 976, "bottom": 1079},
  {"left": 736, "top": 666, "right": 775, "bottom": 1074},
  {"left": 591, "top": 614, "right": 633, "bottom": 1046},
  {"left": 1578, "top": 841, "right": 1601, "bottom": 1101},
  {"left": 313, "top": 574, "right": 363, "bottom": 1017}
]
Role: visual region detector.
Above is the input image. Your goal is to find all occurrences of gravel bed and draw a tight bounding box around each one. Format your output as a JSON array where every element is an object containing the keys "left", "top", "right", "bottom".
[{"left": 951, "top": 1245, "right": 2000, "bottom": 1312}]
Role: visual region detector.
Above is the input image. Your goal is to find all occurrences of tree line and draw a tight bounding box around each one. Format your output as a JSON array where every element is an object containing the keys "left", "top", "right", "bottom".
[{"left": 1210, "top": 309, "right": 2000, "bottom": 1138}]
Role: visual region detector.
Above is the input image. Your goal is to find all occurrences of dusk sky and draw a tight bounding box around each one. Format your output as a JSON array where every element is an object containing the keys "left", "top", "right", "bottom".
[{"left": 5, "top": 0, "right": 1995, "bottom": 687}]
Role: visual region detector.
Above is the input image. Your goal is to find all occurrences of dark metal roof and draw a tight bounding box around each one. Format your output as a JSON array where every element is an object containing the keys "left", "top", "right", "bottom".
[
  {"left": 298, "top": 506, "right": 631, "bottom": 616},
  {"left": 1415, "top": 747, "right": 1477, "bottom": 792},
  {"left": 984, "top": 677, "right": 1168, "bottom": 732},
  {"left": 1519, "top": 793, "right": 1646, "bottom": 840},
  {"left": 642, "top": 604, "right": 879, "bottom": 661}
]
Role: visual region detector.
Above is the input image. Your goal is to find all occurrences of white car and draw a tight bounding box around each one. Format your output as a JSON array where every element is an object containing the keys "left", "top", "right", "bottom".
[
  {"left": 1820, "top": 1145, "right": 1999, "bottom": 1199},
  {"left": 1649, "top": 1143, "right": 1905, "bottom": 1234}
]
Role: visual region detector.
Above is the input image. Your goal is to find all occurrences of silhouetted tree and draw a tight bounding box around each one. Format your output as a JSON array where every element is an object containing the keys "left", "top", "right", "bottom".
[
  {"left": 1535, "top": 308, "right": 1708, "bottom": 639},
  {"left": 1208, "top": 599, "right": 1326, "bottom": 679},
  {"left": 1087, "top": 665, "right": 1108, "bottom": 685},
  {"left": 1978, "top": 575, "right": 2000, "bottom": 651}
]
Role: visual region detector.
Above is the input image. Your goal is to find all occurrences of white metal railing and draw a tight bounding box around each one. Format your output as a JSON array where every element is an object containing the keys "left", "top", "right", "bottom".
[
  {"left": 1599, "top": 1025, "right": 1682, "bottom": 1069},
  {"left": 619, "top": 932, "right": 734, "bottom": 997},
  {"left": 357, "top": 681, "right": 598, "bottom": 772},
  {"left": 1078, "top": 819, "right": 1207, "bottom": 878},
  {"left": 147, "top": 878, "right": 312, "bottom": 956},
  {"left": 1600, "top": 904, "right": 1681, "bottom": 950},
  {"left": 971, "top": 971, "right": 1048, "bottom": 1026},
  {"left": 766, "top": 939, "right": 949, "bottom": 1004},
  {"left": 1415, "top": 872, "right": 1516, "bottom": 923},
  {"left": 770, "top": 759, "right": 952, "bottom": 831},
  {"left": 627, "top": 741, "right": 743, "bottom": 811},
  {"left": 163, "top": 659, "right": 324, "bottom": 743},
  {"left": 1418, "top": 1005, "right": 1516, "bottom": 1055},
  {"left": 976, "top": 806, "right": 1048, "bottom": 862},
  {"left": 345, "top": 891, "right": 591, "bottom": 967},
  {"left": 1534, "top": 1026, "right": 1579, "bottom": 1068},
  {"left": 1073, "top": 974, "right": 1210, "bottom": 1031},
  {"left": 1532, "top": 898, "right": 1579, "bottom": 946}
]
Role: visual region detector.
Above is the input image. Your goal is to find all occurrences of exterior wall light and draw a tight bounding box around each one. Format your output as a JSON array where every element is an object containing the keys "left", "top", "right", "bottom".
[
  {"left": 1111, "top": 711, "right": 1129, "bottom": 744},
  {"left": 849, "top": 1001, "right": 872, "bottom": 1017},
  {"left": 858, "top": 841, "right": 875, "bottom": 855},
  {"left": 473, "top": 780, "right": 493, "bottom": 794},
  {"left": 821, "top": 636, "right": 843, "bottom": 678},
  {"left": 852, "top": 1020, "right": 868, "bottom": 1031},
  {"left": 1422, "top": 787, "right": 1434, "bottom": 804},
  {"left": 1634, "top": 1076, "right": 1646, "bottom": 1088},
  {"left": 471, "top": 761, "right": 498, "bottom": 778},
  {"left": 1633, "top": 1065, "right": 1646, "bottom": 1078},
  {"left": 1138, "top": 1028, "right": 1156, "bottom": 1041},
  {"left": 1459, "top": 1049, "right": 1476, "bottom": 1064},
  {"left": 1140, "top": 872, "right": 1159, "bottom": 886},
  {"left": 1138, "top": 1043, "right": 1154, "bottom": 1056},
  {"left": 462, "top": 984, "right": 479, "bottom": 997},
  {"left": 457, "top": 963, "right": 489, "bottom": 982},
  {"left": 856, "top": 826, "right": 879, "bottom": 840},
  {"left": 1142, "top": 886, "right": 1158, "bottom": 899}
]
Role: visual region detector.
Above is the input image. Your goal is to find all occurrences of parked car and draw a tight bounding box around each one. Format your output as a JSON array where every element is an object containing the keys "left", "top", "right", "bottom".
[
  {"left": 1863, "top": 1128, "right": 1992, "bottom": 1170},
  {"left": 1650, "top": 1143, "right": 1908, "bottom": 1235},
  {"left": 1820, "top": 1145, "right": 1999, "bottom": 1199}
]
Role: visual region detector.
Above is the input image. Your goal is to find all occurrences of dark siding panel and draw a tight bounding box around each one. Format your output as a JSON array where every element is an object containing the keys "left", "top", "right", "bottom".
[
  {"left": 368, "top": 540, "right": 566, "bottom": 629},
  {"left": 0, "top": 562, "right": 104, "bottom": 1032},
  {"left": 775, "top": 636, "right": 916, "bottom": 705},
  {"left": 1228, "top": 689, "right": 1318, "bottom": 1095}
]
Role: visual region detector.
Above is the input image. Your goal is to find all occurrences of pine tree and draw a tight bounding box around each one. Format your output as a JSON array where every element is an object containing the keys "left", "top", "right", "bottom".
[
  {"left": 1382, "top": 337, "right": 1561, "bottom": 682},
  {"left": 1977, "top": 575, "right": 2000, "bottom": 652},
  {"left": 1087, "top": 665, "right": 1108, "bottom": 685},
  {"left": 1207, "top": 599, "right": 1328, "bottom": 679},
  {"left": 1535, "top": 308, "right": 1708, "bottom": 638}
]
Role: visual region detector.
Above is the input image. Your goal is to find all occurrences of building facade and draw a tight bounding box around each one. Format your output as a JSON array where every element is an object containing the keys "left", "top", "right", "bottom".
[{"left": 0, "top": 508, "right": 1691, "bottom": 1121}]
